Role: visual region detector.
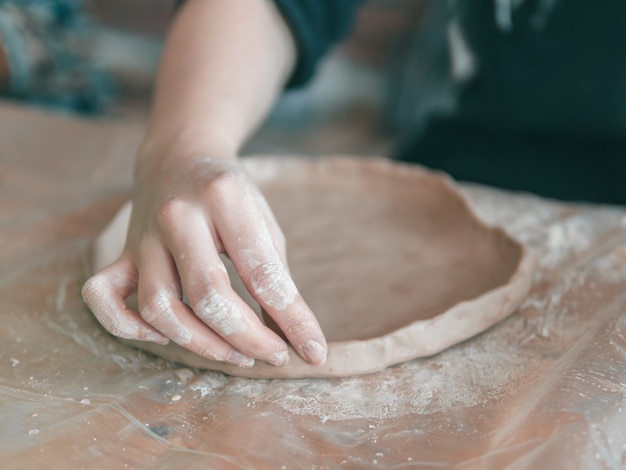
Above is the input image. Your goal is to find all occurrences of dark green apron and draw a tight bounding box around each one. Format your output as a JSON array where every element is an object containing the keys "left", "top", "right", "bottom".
[{"left": 397, "top": 0, "right": 626, "bottom": 204}]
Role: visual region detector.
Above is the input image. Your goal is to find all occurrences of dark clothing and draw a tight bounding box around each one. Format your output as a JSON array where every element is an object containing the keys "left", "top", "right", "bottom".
[
  {"left": 275, "top": 0, "right": 626, "bottom": 204},
  {"left": 273, "top": 0, "right": 365, "bottom": 88}
]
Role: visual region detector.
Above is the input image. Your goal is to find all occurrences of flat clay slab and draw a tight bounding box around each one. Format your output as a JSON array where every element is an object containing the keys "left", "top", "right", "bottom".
[{"left": 93, "top": 157, "right": 534, "bottom": 378}]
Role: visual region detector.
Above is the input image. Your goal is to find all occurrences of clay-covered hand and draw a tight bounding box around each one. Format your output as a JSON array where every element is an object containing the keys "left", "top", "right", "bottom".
[{"left": 82, "top": 155, "right": 327, "bottom": 368}]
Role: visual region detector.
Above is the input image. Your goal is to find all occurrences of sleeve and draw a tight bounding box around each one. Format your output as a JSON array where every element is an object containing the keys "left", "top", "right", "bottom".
[{"left": 272, "top": 0, "right": 364, "bottom": 88}]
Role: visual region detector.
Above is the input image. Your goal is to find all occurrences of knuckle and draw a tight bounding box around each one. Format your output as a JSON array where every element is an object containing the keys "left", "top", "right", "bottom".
[
  {"left": 204, "top": 170, "right": 248, "bottom": 204},
  {"left": 155, "top": 199, "right": 186, "bottom": 229},
  {"left": 270, "top": 300, "right": 319, "bottom": 341},
  {"left": 281, "top": 315, "right": 314, "bottom": 339},
  {"left": 209, "top": 168, "right": 240, "bottom": 187},
  {"left": 247, "top": 260, "right": 297, "bottom": 311},
  {"left": 140, "top": 292, "right": 173, "bottom": 325},
  {"left": 248, "top": 261, "right": 281, "bottom": 292},
  {"left": 195, "top": 289, "right": 245, "bottom": 336}
]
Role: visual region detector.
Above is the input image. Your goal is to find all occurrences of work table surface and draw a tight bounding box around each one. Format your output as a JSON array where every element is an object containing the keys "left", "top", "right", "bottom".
[{"left": 1, "top": 103, "right": 625, "bottom": 469}]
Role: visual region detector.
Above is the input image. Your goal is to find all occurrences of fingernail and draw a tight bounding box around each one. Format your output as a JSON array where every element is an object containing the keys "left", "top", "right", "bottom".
[
  {"left": 267, "top": 350, "right": 290, "bottom": 367},
  {"left": 227, "top": 351, "right": 255, "bottom": 368},
  {"left": 302, "top": 340, "right": 327, "bottom": 365},
  {"left": 142, "top": 330, "right": 170, "bottom": 345}
]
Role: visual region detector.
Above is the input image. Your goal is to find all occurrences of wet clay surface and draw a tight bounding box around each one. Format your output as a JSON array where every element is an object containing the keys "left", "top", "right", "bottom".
[{"left": 2, "top": 103, "right": 626, "bottom": 468}]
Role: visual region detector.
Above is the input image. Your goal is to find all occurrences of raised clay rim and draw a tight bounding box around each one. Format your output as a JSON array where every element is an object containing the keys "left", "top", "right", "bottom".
[{"left": 115, "top": 156, "right": 534, "bottom": 378}]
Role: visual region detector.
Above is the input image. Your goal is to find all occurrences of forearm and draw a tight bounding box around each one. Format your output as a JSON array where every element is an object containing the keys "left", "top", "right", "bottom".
[{"left": 139, "top": 0, "right": 296, "bottom": 164}]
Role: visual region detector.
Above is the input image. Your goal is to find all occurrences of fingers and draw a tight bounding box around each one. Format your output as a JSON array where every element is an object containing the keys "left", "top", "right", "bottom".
[
  {"left": 160, "top": 205, "right": 291, "bottom": 367},
  {"left": 82, "top": 256, "right": 169, "bottom": 345},
  {"left": 136, "top": 238, "right": 255, "bottom": 368},
  {"left": 213, "top": 189, "right": 328, "bottom": 365}
]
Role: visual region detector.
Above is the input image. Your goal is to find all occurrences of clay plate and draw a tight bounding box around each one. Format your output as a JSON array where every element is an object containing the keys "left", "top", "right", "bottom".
[{"left": 94, "top": 157, "right": 534, "bottom": 378}]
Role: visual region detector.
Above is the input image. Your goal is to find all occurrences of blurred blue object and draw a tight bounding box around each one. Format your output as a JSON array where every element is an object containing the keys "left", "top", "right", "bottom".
[{"left": 0, "top": 0, "right": 114, "bottom": 113}]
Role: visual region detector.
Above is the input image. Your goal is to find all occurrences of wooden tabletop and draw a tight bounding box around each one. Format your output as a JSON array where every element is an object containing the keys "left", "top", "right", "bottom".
[{"left": 1, "top": 102, "right": 625, "bottom": 469}]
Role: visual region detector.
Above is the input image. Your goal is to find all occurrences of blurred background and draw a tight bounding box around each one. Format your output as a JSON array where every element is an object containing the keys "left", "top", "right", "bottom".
[{"left": 0, "top": 0, "right": 451, "bottom": 157}]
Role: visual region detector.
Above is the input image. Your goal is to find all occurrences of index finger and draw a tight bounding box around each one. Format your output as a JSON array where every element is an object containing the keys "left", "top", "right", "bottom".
[{"left": 214, "top": 192, "right": 328, "bottom": 365}]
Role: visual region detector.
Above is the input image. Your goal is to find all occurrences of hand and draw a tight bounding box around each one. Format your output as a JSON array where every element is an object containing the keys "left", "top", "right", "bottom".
[{"left": 82, "top": 152, "right": 327, "bottom": 368}]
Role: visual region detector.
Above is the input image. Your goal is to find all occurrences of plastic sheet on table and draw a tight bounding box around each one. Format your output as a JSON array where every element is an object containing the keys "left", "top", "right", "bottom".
[{"left": 1, "top": 103, "right": 626, "bottom": 469}]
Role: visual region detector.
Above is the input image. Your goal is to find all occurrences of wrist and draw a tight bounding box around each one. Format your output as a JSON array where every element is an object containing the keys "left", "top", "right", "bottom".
[{"left": 137, "top": 124, "right": 240, "bottom": 169}]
